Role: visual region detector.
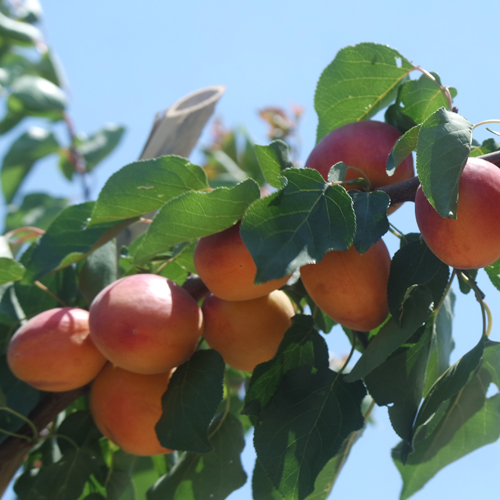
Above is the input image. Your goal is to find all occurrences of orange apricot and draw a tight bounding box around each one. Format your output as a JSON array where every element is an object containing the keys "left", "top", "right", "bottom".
[
  {"left": 89, "top": 274, "right": 203, "bottom": 375},
  {"left": 300, "top": 239, "right": 391, "bottom": 332},
  {"left": 415, "top": 157, "right": 500, "bottom": 269},
  {"left": 202, "top": 290, "right": 295, "bottom": 372},
  {"left": 194, "top": 222, "right": 291, "bottom": 301},
  {"left": 305, "top": 120, "right": 414, "bottom": 213},
  {"left": 90, "top": 363, "right": 173, "bottom": 456},
  {"left": 7, "top": 307, "right": 106, "bottom": 392}
]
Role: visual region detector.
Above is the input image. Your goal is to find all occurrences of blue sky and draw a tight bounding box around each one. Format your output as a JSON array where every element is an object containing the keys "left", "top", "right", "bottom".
[{"left": 3, "top": 0, "right": 500, "bottom": 498}]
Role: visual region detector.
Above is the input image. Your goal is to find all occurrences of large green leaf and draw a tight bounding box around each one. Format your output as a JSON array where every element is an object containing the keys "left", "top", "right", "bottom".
[
  {"left": 1, "top": 127, "right": 60, "bottom": 203},
  {"left": 393, "top": 367, "right": 500, "bottom": 500},
  {"left": 386, "top": 125, "right": 420, "bottom": 176},
  {"left": 254, "top": 140, "right": 294, "bottom": 188},
  {"left": 346, "top": 287, "right": 433, "bottom": 383},
  {"left": 349, "top": 190, "right": 390, "bottom": 254},
  {"left": 4, "top": 192, "right": 68, "bottom": 232},
  {"left": 155, "top": 350, "right": 225, "bottom": 453},
  {"left": 398, "top": 73, "right": 457, "bottom": 125},
  {"left": 148, "top": 413, "right": 247, "bottom": 500},
  {"left": 315, "top": 43, "right": 414, "bottom": 141},
  {"left": 254, "top": 365, "right": 366, "bottom": 500},
  {"left": 0, "top": 257, "right": 24, "bottom": 284},
  {"left": 416, "top": 108, "right": 473, "bottom": 218},
  {"left": 133, "top": 178, "right": 260, "bottom": 266},
  {"left": 89, "top": 156, "right": 208, "bottom": 224},
  {"left": 23, "top": 202, "right": 136, "bottom": 281},
  {"left": 243, "top": 314, "right": 330, "bottom": 418},
  {"left": 0, "top": 11, "right": 42, "bottom": 46},
  {"left": 8, "top": 75, "right": 67, "bottom": 116},
  {"left": 387, "top": 237, "right": 449, "bottom": 320},
  {"left": 240, "top": 168, "right": 355, "bottom": 283},
  {"left": 78, "top": 124, "right": 126, "bottom": 172}
]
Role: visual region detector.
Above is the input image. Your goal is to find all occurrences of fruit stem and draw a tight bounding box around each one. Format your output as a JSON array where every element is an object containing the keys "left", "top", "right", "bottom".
[
  {"left": 483, "top": 300, "right": 493, "bottom": 338},
  {"left": 34, "top": 281, "right": 68, "bottom": 308},
  {"left": 414, "top": 66, "right": 453, "bottom": 111},
  {"left": 0, "top": 407, "right": 39, "bottom": 442}
]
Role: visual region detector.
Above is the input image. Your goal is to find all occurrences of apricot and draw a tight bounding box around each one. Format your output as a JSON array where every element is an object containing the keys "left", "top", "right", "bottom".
[
  {"left": 194, "top": 222, "right": 291, "bottom": 301},
  {"left": 89, "top": 274, "right": 203, "bottom": 375},
  {"left": 202, "top": 290, "right": 295, "bottom": 372},
  {"left": 7, "top": 308, "right": 106, "bottom": 392},
  {"left": 415, "top": 157, "right": 500, "bottom": 269},
  {"left": 300, "top": 239, "right": 391, "bottom": 332},
  {"left": 305, "top": 120, "right": 414, "bottom": 212},
  {"left": 90, "top": 363, "right": 173, "bottom": 456}
]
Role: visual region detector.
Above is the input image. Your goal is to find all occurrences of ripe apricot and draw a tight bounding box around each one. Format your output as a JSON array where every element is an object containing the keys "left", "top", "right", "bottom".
[
  {"left": 300, "top": 239, "right": 390, "bottom": 332},
  {"left": 305, "top": 120, "right": 414, "bottom": 213},
  {"left": 90, "top": 363, "right": 173, "bottom": 456},
  {"left": 7, "top": 308, "right": 106, "bottom": 392},
  {"left": 194, "top": 222, "right": 291, "bottom": 301},
  {"left": 202, "top": 290, "right": 295, "bottom": 372},
  {"left": 415, "top": 157, "right": 500, "bottom": 269},
  {"left": 89, "top": 274, "right": 203, "bottom": 375}
]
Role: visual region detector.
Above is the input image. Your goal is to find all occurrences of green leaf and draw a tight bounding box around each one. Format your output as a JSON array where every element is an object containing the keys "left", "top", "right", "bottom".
[
  {"left": 0, "top": 110, "right": 24, "bottom": 135},
  {"left": 23, "top": 202, "right": 136, "bottom": 281},
  {"left": 393, "top": 368, "right": 500, "bottom": 500},
  {"left": 1, "top": 127, "right": 60, "bottom": 203},
  {"left": 36, "top": 50, "right": 65, "bottom": 87},
  {"left": 469, "top": 137, "right": 500, "bottom": 157},
  {"left": 9, "top": 75, "right": 67, "bottom": 116},
  {"left": 423, "top": 291, "right": 456, "bottom": 395},
  {"left": 254, "top": 140, "right": 294, "bottom": 188},
  {"left": 485, "top": 258, "right": 500, "bottom": 291},
  {"left": 90, "top": 156, "right": 209, "bottom": 225},
  {"left": 0, "top": 356, "right": 40, "bottom": 445},
  {"left": 0, "top": 11, "right": 42, "bottom": 46},
  {"left": 148, "top": 413, "right": 247, "bottom": 500},
  {"left": 346, "top": 287, "right": 433, "bottom": 383},
  {"left": 254, "top": 365, "right": 366, "bottom": 500},
  {"left": 78, "top": 124, "right": 126, "bottom": 172},
  {"left": 5, "top": 192, "right": 68, "bottom": 232},
  {"left": 0, "top": 257, "right": 24, "bottom": 284},
  {"left": 78, "top": 239, "right": 117, "bottom": 305},
  {"left": 133, "top": 178, "right": 260, "bottom": 266},
  {"left": 240, "top": 168, "right": 355, "bottom": 283},
  {"left": 365, "top": 324, "right": 432, "bottom": 446},
  {"left": 243, "top": 314, "right": 330, "bottom": 417},
  {"left": 349, "top": 190, "right": 390, "bottom": 254},
  {"left": 398, "top": 72, "right": 456, "bottom": 125},
  {"left": 416, "top": 108, "right": 473, "bottom": 218},
  {"left": 315, "top": 43, "right": 414, "bottom": 141},
  {"left": 386, "top": 125, "right": 420, "bottom": 176},
  {"left": 387, "top": 237, "right": 449, "bottom": 320},
  {"left": 413, "top": 335, "right": 485, "bottom": 430},
  {"left": 155, "top": 350, "right": 225, "bottom": 453},
  {"left": 384, "top": 103, "right": 417, "bottom": 134}
]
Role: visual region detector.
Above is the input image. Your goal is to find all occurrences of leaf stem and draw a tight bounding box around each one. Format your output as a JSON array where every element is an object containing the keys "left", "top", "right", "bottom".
[
  {"left": 0, "top": 407, "right": 39, "bottom": 442},
  {"left": 458, "top": 271, "right": 487, "bottom": 338},
  {"left": 473, "top": 119, "right": 500, "bottom": 130},
  {"left": 434, "top": 269, "right": 456, "bottom": 317},
  {"left": 34, "top": 281, "right": 68, "bottom": 308}
]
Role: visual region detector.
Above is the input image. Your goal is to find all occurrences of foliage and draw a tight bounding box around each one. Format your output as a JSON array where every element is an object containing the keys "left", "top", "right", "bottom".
[{"left": 1, "top": 4, "right": 500, "bottom": 500}]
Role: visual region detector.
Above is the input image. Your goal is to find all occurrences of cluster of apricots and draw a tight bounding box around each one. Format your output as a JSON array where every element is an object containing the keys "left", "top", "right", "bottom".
[{"left": 7, "top": 119, "right": 500, "bottom": 457}]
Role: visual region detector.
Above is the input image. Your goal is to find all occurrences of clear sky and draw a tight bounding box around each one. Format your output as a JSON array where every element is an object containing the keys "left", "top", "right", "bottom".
[{"left": 3, "top": 0, "right": 500, "bottom": 499}]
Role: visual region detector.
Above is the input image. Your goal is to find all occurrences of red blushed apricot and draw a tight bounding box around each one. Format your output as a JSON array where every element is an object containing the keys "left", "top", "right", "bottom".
[
  {"left": 7, "top": 308, "right": 106, "bottom": 392},
  {"left": 89, "top": 274, "right": 203, "bottom": 375},
  {"left": 202, "top": 290, "right": 295, "bottom": 372},
  {"left": 90, "top": 363, "right": 173, "bottom": 456},
  {"left": 415, "top": 157, "right": 500, "bottom": 269},
  {"left": 300, "top": 240, "right": 391, "bottom": 332},
  {"left": 305, "top": 120, "right": 414, "bottom": 213},
  {"left": 194, "top": 223, "right": 291, "bottom": 301}
]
